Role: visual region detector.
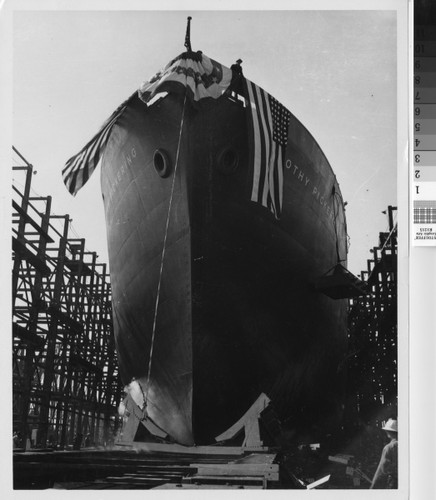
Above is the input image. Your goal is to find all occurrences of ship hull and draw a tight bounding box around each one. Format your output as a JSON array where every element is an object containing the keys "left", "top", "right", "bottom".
[{"left": 101, "top": 92, "right": 348, "bottom": 445}]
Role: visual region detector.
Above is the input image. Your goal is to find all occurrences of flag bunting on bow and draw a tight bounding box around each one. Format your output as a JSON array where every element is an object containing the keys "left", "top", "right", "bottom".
[
  {"left": 138, "top": 52, "right": 233, "bottom": 105},
  {"left": 62, "top": 92, "right": 136, "bottom": 196},
  {"left": 62, "top": 52, "right": 234, "bottom": 196}
]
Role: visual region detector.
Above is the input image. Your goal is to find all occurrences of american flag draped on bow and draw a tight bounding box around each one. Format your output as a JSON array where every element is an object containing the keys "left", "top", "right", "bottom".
[
  {"left": 62, "top": 92, "right": 136, "bottom": 196},
  {"left": 245, "top": 79, "right": 291, "bottom": 219}
]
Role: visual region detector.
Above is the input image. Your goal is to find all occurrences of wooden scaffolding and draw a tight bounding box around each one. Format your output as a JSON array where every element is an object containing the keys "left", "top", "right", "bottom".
[
  {"left": 346, "top": 205, "right": 398, "bottom": 424},
  {"left": 12, "top": 147, "right": 123, "bottom": 449}
]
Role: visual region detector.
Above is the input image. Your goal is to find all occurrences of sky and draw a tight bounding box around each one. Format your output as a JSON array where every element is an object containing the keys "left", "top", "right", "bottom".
[{"left": 9, "top": 5, "right": 404, "bottom": 276}]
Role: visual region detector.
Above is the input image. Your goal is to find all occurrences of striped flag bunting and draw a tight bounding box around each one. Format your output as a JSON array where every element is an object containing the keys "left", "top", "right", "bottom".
[
  {"left": 244, "top": 79, "right": 291, "bottom": 219},
  {"left": 62, "top": 92, "right": 136, "bottom": 196},
  {"left": 63, "top": 52, "right": 234, "bottom": 196},
  {"left": 138, "top": 52, "right": 233, "bottom": 106}
]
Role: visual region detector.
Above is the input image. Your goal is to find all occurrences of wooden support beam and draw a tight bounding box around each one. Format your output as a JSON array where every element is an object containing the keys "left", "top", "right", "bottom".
[
  {"left": 12, "top": 238, "right": 52, "bottom": 275},
  {"left": 189, "top": 463, "right": 279, "bottom": 481},
  {"left": 12, "top": 200, "right": 54, "bottom": 243},
  {"left": 13, "top": 322, "right": 45, "bottom": 349},
  {"left": 215, "top": 392, "right": 270, "bottom": 449},
  {"left": 38, "top": 215, "right": 69, "bottom": 446}
]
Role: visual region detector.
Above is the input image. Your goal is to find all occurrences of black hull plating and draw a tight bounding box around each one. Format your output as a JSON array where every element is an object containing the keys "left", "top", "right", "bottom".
[{"left": 101, "top": 93, "right": 348, "bottom": 445}]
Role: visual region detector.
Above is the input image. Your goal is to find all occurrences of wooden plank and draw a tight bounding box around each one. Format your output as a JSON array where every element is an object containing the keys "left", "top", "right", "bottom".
[
  {"left": 103, "top": 476, "right": 162, "bottom": 482},
  {"left": 231, "top": 453, "right": 277, "bottom": 464},
  {"left": 126, "top": 441, "right": 244, "bottom": 456},
  {"left": 190, "top": 462, "right": 279, "bottom": 478},
  {"left": 183, "top": 474, "right": 268, "bottom": 484},
  {"left": 328, "top": 454, "right": 354, "bottom": 465},
  {"left": 53, "top": 481, "right": 115, "bottom": 489},
  {"left": 243, "top": 446, "right": 271, "bottom": 452},
  {"left": 98, "top": 484, "right": 155, "bottom": 490},
  {"left": 306, "top": 474, "right": 331, "bottom": 489},
  {"left": 121, "top": 473, "right": 183, "bottom": 479},
  {"left": 96, "top": 477, "right": 169, "bottom": 484},
  {"left": 136, "top": 465, "right": 193, "bottom": 471},
  {"left": 193, "top": 472, "right": 279, "bottom": 482},
  {"left": 242, "top": 417, "right": 262, "bottom": 448},
  {"left": 154, "top": 483, "right": 262, "bottom": 489}
]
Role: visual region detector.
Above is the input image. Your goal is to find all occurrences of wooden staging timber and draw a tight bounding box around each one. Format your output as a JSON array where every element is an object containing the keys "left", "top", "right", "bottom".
[
  {"left": 113, "top": 441, "right": 279, "bottom": 489},
  {"left": 178, "top": 453, "right": 279, "bottom": 489},
  {"left": 118, "top": 392, "right": 278, "bottom": 453},
  {"left": 116, "top": 440, "right": 270, "bottom": 455},
  {"left": 14, "top": 447, "right": 281, "bottom": 490},
  {"left": 109, "top": 393, "right": 283, "bottom": 488}
]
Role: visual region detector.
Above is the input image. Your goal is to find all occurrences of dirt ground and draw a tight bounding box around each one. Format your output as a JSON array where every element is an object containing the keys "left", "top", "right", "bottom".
[{"left": 279, "top": 424, "right": 391, "bottom": 489}]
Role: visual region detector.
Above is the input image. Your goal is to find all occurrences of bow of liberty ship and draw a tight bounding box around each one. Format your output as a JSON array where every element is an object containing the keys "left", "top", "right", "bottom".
[{"left": 99, "top": 69, "right": 349, "bottom": 446}]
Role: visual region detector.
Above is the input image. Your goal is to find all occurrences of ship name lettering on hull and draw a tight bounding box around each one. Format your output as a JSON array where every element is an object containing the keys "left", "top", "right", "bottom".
[
  {"left": 286, "top": 158, "right": 333, "bottom": 219},
  {"left": 105, "top": 146, "right": 137, "bottom": 203}
]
